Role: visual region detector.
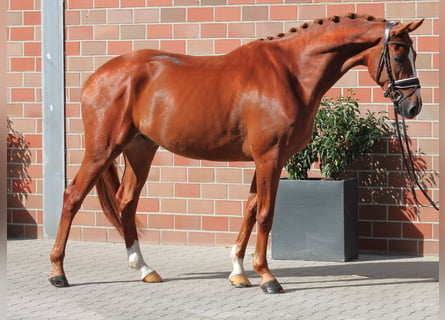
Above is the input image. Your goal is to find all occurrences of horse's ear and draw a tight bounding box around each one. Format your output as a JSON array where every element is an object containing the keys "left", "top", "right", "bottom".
[{"left": 392, "top": 19, "right": 424, "bottom": 36}]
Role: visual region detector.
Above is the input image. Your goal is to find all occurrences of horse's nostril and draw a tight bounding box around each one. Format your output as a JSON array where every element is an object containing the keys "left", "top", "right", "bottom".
[{"left": 408, "top": 106, "right": 418, "bottom": 119}]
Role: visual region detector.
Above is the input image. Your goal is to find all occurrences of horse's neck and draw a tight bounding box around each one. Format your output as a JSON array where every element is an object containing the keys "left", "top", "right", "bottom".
[{"left": 279, "top": 21, "right": 384, "bottom": 105}]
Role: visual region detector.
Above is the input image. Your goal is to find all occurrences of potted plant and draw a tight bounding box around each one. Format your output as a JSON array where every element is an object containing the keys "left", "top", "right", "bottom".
[{"left": 272, "top": 92, "right": 388, "bottom": 262}]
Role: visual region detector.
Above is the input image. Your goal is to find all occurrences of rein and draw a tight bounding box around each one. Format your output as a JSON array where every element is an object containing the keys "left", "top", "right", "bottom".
[{"left": 378, "top": 21, "right": 439, "bottom": 211}]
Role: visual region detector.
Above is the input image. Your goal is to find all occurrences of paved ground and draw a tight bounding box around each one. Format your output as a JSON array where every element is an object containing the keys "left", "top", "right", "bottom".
[{"left": 7, "top": 240, "right": 438, "bottom": 320}]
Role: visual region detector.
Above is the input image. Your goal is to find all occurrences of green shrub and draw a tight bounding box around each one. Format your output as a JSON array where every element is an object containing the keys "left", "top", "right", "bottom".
[{"left": 285, "top": 93, "right": 389, "bottom": 180}]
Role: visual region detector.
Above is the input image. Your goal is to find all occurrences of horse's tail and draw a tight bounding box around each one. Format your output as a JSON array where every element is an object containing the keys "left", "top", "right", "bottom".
[{"left": 95, "top": 162, "right": 124, "bottom": 237}]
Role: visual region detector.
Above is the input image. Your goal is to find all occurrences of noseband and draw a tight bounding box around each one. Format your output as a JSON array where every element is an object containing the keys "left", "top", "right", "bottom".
[{"left": 376, "top": 21, "right": 421, "bottom": 111}]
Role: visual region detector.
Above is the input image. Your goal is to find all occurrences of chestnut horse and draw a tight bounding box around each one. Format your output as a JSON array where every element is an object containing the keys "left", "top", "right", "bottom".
[{"left": 49, "top": 14, "right": 423, "bottom": 293}]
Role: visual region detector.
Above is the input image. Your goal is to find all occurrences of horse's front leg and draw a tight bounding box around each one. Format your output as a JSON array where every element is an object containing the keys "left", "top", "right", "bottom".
[
  {"left": 252, "top": 157, "right": 284, "bottom": 294},
  {"left": 229, "top": 175, "right": 257, "bottom": 287}
]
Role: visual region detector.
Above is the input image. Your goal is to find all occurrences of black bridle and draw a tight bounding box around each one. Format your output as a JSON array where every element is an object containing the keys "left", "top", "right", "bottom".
[
  {"left": 376, "top": 21, "right": 421, "bottom": 111},
  {"left": 377, "top": 21, "right": 438, "bottom": 211}
]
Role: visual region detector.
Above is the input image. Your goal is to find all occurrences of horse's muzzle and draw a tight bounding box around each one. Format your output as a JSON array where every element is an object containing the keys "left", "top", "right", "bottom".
[{"left": 398, "top": 91, "right": 422, "bottom": 119}]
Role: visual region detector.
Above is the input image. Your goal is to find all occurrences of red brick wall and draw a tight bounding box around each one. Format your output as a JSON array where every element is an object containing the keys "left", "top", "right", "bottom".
[{"left": 7, "top": 1, "right": 439, "bottom": 256}]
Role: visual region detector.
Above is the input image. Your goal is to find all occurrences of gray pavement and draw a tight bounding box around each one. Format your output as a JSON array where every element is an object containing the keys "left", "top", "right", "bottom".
[{"left": 7, "top": 240, "right": 438, "bottom": 320}]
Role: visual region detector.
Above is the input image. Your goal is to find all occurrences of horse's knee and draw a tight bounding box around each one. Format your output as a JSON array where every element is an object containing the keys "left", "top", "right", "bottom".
[{"left": 255, "top": 209, "right": 273, "bottom": 231}]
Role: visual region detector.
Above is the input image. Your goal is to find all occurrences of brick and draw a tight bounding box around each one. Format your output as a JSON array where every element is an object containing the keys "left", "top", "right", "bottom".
[
  {"left": 215, "top": 200, "right": 242, "bottom": 216},
  {"left": 147, "top": 0, "right": 172, "bottom": 6},
  {"left": 66, "top": 0, "right": 93, "bottom": 9},
  {"left": 161, "top": 167, "right": 187, "bottom": 182},
  {"left": 385, "top": 2, "right": 415, "bottom": 19},
  {"left": 202, "top": 184, "right": 227, "bottom": 199},
  {"left": 121, "top": 0, "right": 146, "bottom": 7},
  {"left": 107, "top": 41, "right": 133, "bottom": 55},
  {"left": 298, "top": 5, "right": 326, "bottom": 20},
  {"left": 175, "top": 215, "right": 201, "bottom": 230},
  {"left": 147, "top": 24, "right": 173, "bottom": 39},
  {"left": 188, "top": 167, "right": 214, "bottom": 183},
  {"left": 137, "top": 197, "right": 160, "bottom": 213},
  {"left": 95, "top": 0, "right": 118, "bottom": 8},
  {"left": 270, "top": 6, "right": 297, "bottom": 21},
  {"left": 12, "top": 210, "right": 36, "bottom": 224},
  {"left": 161, "top": 198, "right": 186, "bottom": 213},
  {"left": 403, "top": 222, "right": 432, "bottom": 239},
  {"left": 242, "top": 6, "right": 268, "bottom": 21},
  {"left": 388, "top": 205, "right": 418, "bottom": 222},
  {"left": 161, "top": 7, "right": 186, "bottom": 23},
  {"left": 201, "top": 23, "right": 227, "bottom": 38},
  {"left": 11, "top": 88, "right": 35, "bottom": 102},
  {"left": 121, "top": 25, "right": 146, "bottom": 40},
  {"left": 67, "top": 57, "right": 93, "bottom": 71},
  {"left": 8, "top": 12, "right": 22, "bottom": 26},
  {"left": 175, "top": 183, "right": 200, "bottom": 198},
  {"left": 187, "top": 7, "right": 213, "bottom": 22},
  {"left": 10, "top": 0, "right": 34, "bottom": 10},
  {"left": 94, "top": 25, "right": 119, "bottom": 40},
  {"left": 215, "top": 39, "right": 241, "bottom": 54},
  {"left": 82, "top": 41, "right": 106, "bottom": 55},
  {"left": 388, "top": 239, "right": 419, "bottom": 255},
  {"left": 67, "top": 26, "right": 94, "bottom": 40},
  {"left": 148, "top": 214, "right": 174, "bottom": 229},
  {"left": 188, "top": 199, "right": 214, "bottom": 215},
  {"left": 108, "top": 9, "right": 133, "bottom": 24},
  {"left": 72, "top": 211, "right": 95, "bottom": 226},
  {"left": 173, "top": 24, "right": 200, "bottom": 39},
  {"left": 10, "top": 57, "right": 34, "bottom": 72},
  {"left": 356, "top": 4, "right": 385, "bottom": 19},
  {"left": 9, "top": 27, "right": 34, "bottom": 41},
  {"left": 358, "top": 221, "right": 372, "bottom": 237},
  {"left": 358, "top": 238, "right": 387, "bottom": 253},
  {"left": 23, "top": 42, "right": 40, "bottom": 56},
  {"left": 23, "top": 11, "right": 40, "bottom": 25},
  {"left": 81, "top": 9, "right": 106, "bottom": 24},
  {"left": 358, "top": 205, "right": 387, "bottom": 220},
  {"left": 187, "top": 39, "right": 213, "bottom": 55},
  {"left": 65, "top": 10, "right": 80, "bottom": 25},
  {"left": 202, "top": 216, "right": 228, "bottom": 231},
  {"left": 134, "top": 8, "right": 160, "bottom": 23},
  {"left": 228, "top": 23, "right": 255, "bottom": 38},
  {"left": 422, "top": 240, "right": 439, "bottom": 256},
  {"left": 373, "top": 222, "right": 402, "bottom": 238},
  {"left": 215, "top": 6, "right": 241, "bottom": 21}
]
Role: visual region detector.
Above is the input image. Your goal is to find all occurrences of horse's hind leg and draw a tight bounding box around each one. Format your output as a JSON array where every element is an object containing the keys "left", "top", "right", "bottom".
[
  {"left": 49, "top": 149, "right": 122, "bottom": 287},
  {"left": 116, "top": 135, "right": 162, "bottom": 283}
]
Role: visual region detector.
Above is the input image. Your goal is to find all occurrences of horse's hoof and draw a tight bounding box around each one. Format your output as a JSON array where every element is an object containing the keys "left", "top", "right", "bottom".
[
  {"left": 260, "top": 279, "right": 284, "bottom": 294},
  {"left": 142, "top": 271, "right": 163, "bottom": 283},
  {"left": 229, "top": 274, "right": 252, "bottom": 288},
  {"left": 49, "top": 275, "right": 70, "bottom": 288}
]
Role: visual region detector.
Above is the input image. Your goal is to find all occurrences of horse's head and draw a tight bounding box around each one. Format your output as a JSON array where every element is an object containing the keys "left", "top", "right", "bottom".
[{"left": 369, "top": 19, "right": 424, "bottom": 119}]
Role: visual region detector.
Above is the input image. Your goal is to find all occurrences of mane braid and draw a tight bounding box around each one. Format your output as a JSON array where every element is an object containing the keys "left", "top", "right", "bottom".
[{"left": 259, "top": 13, "right": 385, "bottom": 42}]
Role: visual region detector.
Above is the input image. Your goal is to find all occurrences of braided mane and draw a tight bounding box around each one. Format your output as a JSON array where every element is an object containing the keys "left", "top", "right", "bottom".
[{"left": 259, "top": 13, "right": 386, "bottom": 41}]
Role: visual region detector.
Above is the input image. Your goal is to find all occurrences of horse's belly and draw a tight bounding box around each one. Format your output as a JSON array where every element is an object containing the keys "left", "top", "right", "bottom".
[{"left": 159, "top": 136, "right": 252, "bottom": 162}]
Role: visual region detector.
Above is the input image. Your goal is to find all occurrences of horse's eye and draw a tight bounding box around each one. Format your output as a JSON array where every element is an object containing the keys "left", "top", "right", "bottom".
[{"left": 393, "top": 56, "right": 405, "bottom": 64}]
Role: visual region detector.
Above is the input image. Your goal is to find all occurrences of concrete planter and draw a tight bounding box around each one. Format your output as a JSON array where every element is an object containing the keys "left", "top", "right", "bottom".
[{"left": 272, "top": 178, "right": 358, "bottom": 262}]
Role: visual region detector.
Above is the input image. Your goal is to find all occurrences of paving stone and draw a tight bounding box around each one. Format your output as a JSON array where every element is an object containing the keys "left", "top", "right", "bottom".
[{"left": 7, "top": 240, "right": 438, "bottom": 319}]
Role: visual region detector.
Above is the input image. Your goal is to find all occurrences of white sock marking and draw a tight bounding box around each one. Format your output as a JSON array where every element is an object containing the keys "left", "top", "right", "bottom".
[
  {"left": 229, "top": 244, "right": 245, "bottom": 278},
  {"left": 127, "top": 240, "right": 154, "bottom": 280}
]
